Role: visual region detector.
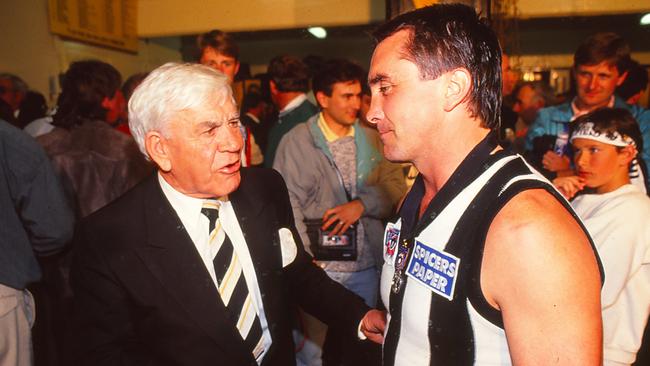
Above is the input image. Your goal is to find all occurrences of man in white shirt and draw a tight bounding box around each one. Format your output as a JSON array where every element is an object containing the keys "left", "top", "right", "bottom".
[{"left": 70, "top": 62, "right": 384, "bottom": 366}]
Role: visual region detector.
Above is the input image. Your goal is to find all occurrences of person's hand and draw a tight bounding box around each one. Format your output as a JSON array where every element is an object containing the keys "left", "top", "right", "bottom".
[
  {"left": 542, "top": 151, "right": 570, "bottom": 172},
  {"left": 322, "top": 200, "right": 364, "bottom": 236},
  {"left": 360, "top": 309, "right": 386, "bottom": 344},
  {"left": 553, "top": 175, "right": 585, "bottom": 200}
]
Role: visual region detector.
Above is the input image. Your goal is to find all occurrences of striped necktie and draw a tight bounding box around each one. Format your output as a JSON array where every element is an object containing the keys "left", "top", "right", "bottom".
[{"left": 201, "top": 200, "right": 265, "bottom": 360}]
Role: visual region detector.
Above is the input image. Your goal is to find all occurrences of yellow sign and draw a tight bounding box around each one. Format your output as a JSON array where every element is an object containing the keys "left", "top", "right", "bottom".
[
  {"left": 413, "top": 0, "right": 438, "bottom": 8},
  {"left": 48, "top": 0, "right": 138, "bottom": 53}
]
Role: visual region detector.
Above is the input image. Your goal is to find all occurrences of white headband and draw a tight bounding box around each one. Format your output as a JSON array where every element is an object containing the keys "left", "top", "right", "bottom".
[
  {"left": 571, "top": 121, "right": 646, "bottom": 193},
  {"left": 570, "top": 122, "right": 635, "bottom": 147}
]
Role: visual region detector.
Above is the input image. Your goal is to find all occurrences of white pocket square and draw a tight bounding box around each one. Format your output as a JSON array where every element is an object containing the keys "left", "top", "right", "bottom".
[{"left": 278, "top": 228, "right": 298, "bottom": 267}]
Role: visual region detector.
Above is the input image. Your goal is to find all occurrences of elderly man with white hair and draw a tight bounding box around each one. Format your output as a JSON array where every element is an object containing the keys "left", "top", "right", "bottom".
[{"left": 70, "top": 63, "right": 384, "bottom": 366}]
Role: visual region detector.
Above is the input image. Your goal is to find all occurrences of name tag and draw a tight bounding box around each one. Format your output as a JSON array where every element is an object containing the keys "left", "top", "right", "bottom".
[
  {"left": 383, "top": 221, "right": 401, "bottom": 263},
  {"left": 406, "top": 240, "right": 460, "bottom": 301}
]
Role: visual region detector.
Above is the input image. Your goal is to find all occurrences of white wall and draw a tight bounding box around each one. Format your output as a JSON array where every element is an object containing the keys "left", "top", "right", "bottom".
[
  {"left": 138, "top": 0, "right": 385, "bottom": 37},
  {"left": 0, "top": 0, "right": 181, "bottom": 105}
]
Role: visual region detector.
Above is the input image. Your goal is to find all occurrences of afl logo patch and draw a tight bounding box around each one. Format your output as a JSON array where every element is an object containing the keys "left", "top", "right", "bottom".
[
  {"left": 383, "top": 221, "right": 401, "bottom": 263},
  {"left": 406, "top": 240, "right": 460, "bottom": 301}
]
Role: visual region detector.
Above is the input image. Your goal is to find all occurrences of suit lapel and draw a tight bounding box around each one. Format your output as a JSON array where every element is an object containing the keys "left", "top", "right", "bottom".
[{"left": 135, "top": 175, "right": 252, "bottom": 364}]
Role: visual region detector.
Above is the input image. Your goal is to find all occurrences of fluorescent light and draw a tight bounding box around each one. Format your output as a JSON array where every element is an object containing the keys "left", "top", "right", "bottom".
[
  {"left": 641, "top": 13, "right": 650, "bottom": 25},
  {"left": 308, "top": 27, "right": 327, "bottom": 39}
]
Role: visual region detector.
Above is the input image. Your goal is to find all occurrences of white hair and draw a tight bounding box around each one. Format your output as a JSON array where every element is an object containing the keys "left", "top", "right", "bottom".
[{"left": 128, "top": 62, "right": 233, "bottom": 158}]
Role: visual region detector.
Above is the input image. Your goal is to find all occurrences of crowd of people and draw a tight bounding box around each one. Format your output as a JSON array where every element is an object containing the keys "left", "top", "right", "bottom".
[{"left": 1, "top": 3, "right": 649, "bottom": 366}]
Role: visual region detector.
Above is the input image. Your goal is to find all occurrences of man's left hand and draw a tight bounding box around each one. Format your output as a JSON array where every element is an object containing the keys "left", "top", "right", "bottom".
[
  {"left": 360, "top": 309, "right": 386, "bottom": 344},
  {"left": 322, "top": 200, "right": 365, "bottom": 236}
]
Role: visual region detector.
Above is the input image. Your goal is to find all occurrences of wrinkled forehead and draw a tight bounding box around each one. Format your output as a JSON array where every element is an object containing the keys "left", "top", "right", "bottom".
[
  {"left": 175, "top": 92, "right": 237, "bottom": 124},
  {"left": 204, "top": 91, "right": 237, "bottom": 114}
]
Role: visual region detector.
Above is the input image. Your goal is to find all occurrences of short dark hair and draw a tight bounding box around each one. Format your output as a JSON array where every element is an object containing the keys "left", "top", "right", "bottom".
[
  {"left": 122, "top": 72, "right": 149, "bottom": 102},
  {"left": 312, "top": 59, "right": 364, "bottom": 98},
  {"left": 267, "top": 55, "right": 310, "bottom": 93},
  {"left": 372, "top": 3, "right": 502, "bottom": 129},
  {"left": 616, "top": 60, "right": 648, "bottom": 101},
  {"left": 241, "top": 91, "right": 264, "bottom": 112},
  {"left": 197, "top": 29, "right": 239, "bottom": 61},
  {"left": 17, "top": 91, "right": 47, "bottom": 129},
  {"left": 572, "top": 107, "right": 643, "bottom": 154},
  {"left": 516, "top": 80, "right": 557, "bottom": 106},
  {"left": 0, "top": 73, "right": 28, "bottom": 94},
  {"left": 54, "top": 60, "right": 122, "bottom": 129},
  {"left": 573, "top": 32, "right": 632, "bottom": 75}
]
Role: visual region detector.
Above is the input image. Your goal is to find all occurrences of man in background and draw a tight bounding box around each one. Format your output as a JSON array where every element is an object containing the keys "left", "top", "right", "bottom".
[
  {"left": 274, "top": 59, "right": 404, "bottom": 365},
  {"left": 508, "top": 80, "right": 557, "bottom": 152},
  {"left": 0, "top": 73, "right": 28, "bottom": 125},
  {"left": 616, "top": 60, "right": 648, "bottom": 106},
  {"left": 198, "top": 29, "right": 263, "bottom": 166},
  {"left": 264, "top": 55, "right": 318, "bottom": 167},
  {"left": 525, "top": 32, "right": 650, "bottom": 182},
  {"left": 38, "top": 60, "right": 151, "bottom": 218},
  {"left": 240, "top": 91, "right": 271, "bottom": 154},
  {"left": 0, "top": 119, "right": 73, "bottom": 366}
]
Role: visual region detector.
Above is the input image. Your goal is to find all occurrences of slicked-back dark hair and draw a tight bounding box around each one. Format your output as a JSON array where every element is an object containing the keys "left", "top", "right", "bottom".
[
  {"left": 54, "top": 60, "right": 122, "bottom": 129},
  {"left": 267, "top": 55, "right": 310, "bottom": 93},
  {"left": 197, "top": 29, "right": 239, "bottom": 61},
  {"left": 372, "top": 3, "right": 502, "bottom": 129},
  {"left": 312, "top": 59, "right": 365, "bottom": 98},
  {"left": 574, "top": 32, "right": 632, "bottom": 75}
]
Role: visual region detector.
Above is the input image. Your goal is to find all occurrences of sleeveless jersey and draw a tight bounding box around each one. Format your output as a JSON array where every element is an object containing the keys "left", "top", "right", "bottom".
[{"left": 379, "top": 135, "right": 601, "bottom": 365}]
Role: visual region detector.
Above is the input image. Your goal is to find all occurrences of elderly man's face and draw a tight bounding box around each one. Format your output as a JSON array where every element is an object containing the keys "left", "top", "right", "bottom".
[{"left": 162, "top": 95, "right": 243, "bottom": 198}]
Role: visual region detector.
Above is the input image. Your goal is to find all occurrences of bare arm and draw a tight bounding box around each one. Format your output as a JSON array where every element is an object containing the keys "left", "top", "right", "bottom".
[{"left": 482, "top": 189, "right": 602, "bottom": 365}]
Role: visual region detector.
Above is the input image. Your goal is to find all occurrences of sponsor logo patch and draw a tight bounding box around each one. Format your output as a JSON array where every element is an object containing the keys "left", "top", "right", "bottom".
[{"left": 406, "top": 240, "right": 460, "bottom": 301}]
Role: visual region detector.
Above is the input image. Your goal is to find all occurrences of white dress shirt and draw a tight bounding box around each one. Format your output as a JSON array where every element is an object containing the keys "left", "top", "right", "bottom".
[{"left": 158, "top": 174, "right": 272, "bottom": 364}]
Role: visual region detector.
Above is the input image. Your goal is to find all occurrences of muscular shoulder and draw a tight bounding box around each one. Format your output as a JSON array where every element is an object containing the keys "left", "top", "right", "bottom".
[{"left": 482, "top": 188, "right": 600, "bottom": 307}]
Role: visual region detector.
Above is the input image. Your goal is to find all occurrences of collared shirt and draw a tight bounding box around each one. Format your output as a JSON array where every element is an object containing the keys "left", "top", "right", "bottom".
[
  {"left": 245, "top": 112, "right": 260, "bottom": 124},
  {"left": 317, "top": 112, "right": 354, "bottom": 142},
  {"left": 279, "top": 93, "right": 307, "bottom": 118},
  {"left": 158, "top": 174, "right": 272, "bottom": 364},
  {"left": 570, "top": 96, "right": 615, "bottom": 121}
]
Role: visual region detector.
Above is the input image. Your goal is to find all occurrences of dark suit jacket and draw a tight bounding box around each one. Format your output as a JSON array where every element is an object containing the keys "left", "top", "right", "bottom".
[{"left": 71, "top": 168, "right": 369, "bottom": 366}]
